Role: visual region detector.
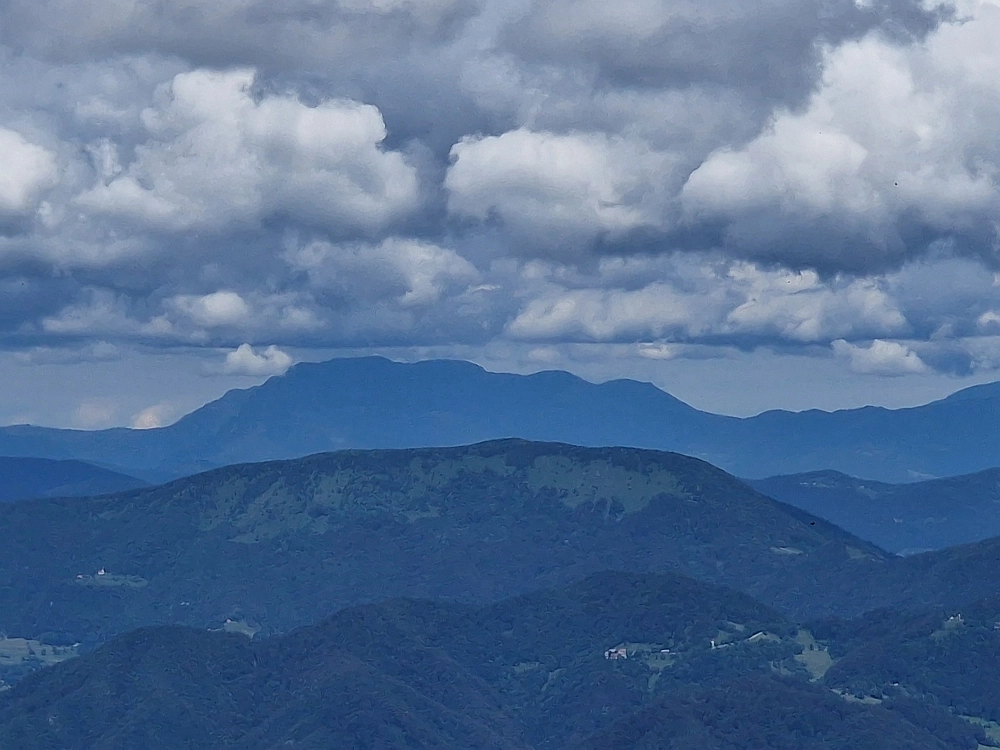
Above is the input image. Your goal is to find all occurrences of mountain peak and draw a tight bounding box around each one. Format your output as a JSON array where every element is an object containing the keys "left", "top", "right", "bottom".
[{"left": 3, "top": 355, "right": 1000, "bottom": 483}]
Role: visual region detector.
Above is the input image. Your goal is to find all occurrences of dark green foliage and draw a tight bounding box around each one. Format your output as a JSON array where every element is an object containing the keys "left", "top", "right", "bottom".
[
  {"left": 572, "top": 676, "right": 982, "bottom": 750},
  {"left": 0, "top": 623, "right": 528, "bottom": 750},
  {"left": 751, "top": 468, "right": 1000, "bottom": 553},
  {"left": 818, "top": 596, "right": 1000, "bottom": 723},
  {"left": 0, "top": 573, "right": 986, "bottom": 750},
  {"left": 0, "top": 440, "right": 889, "bottom": 657}
]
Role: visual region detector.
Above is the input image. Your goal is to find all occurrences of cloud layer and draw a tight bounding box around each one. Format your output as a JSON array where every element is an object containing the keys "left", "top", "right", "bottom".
[{"left": 3, "top": 0, "right": 1000, "bottom": 409}]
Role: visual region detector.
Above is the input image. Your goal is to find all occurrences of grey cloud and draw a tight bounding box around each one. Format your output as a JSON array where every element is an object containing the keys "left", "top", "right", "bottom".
[
  {"left": 13, "top": 340, "right": 122, "bottom": 365},
  {"left": 504, "top": 255, "right": 910, "bottom": 347},
  {"left": 0, "top": 0, "right": 998, "bottom": 394},
  {"left": 501, "top": 0, "right": 949, "bottom": 108},
  {"left": 0, "top": 275, "right": 82, "bottom": 340},
  {"left": 0, "top": 0, "right": 479, "bottom": 68},
  {"left": 886, "top": 257, "right": 1000, "bottom": 339},
  {"left": 910, "top": 340, "right": 976, "bottom": 376}
]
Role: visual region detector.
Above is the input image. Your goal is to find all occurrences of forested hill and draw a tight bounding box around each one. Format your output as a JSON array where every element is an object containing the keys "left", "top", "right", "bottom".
[
  {"left": 1, "top": 356, "right": 1000, "bottom": 482},
  {"left": 0, "top": 572, "right": 989, "bottom": 750},
  {"left": 0, "top": 440, "right": 887, "bottom": 656}
]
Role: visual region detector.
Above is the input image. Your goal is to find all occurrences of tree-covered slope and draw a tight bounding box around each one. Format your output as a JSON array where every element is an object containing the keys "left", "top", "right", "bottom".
[
  {"left": 572, "top": 676, "right": 982, "bottom": 750},
  {"left": 0, "top": 457, "right": 145, "bottom": 502},
  {"left": 2, "top": 356, "right": 1000, "bottom": 482},
  {"left": 0, "top": 440, "right": 887, "bottom": 657},
  {"left": 808, "top": 594, "right": 1000, "bottom": 737},
  {"left": 750, "top": 468, "right": 1000, "bottom": 554},
  {"left": 0, "top": 624, "right": 530, "bottom": 750},
  {"left": 0, "top": 573, "right": 987, "bottom": 750}
]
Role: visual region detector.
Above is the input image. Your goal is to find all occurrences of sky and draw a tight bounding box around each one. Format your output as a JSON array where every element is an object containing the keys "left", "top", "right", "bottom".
[{"left": 4, "top": 0, "right": 1000, "bottom": 427}]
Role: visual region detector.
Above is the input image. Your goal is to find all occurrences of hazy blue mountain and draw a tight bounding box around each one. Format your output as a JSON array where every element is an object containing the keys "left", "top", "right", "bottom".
[
  {"left": 750, "top": 469, "right": 1000, "bottom": 554},
  {"left": 721, "top": 396, "right": 1000, "bottom": 482},
  {"left": 0, "top": 572, "right": 987, "bottom": 750},
  {"left": 2, "top": 356, "right": 999, "bottom": 482},
  {"left": 0, "top": 440, "right": 890, "bottom": 664},
  {"left": 0, "top": 357, "right": 727, "bottom": 481},
  {"left": 0, "top": 457, "right": 145, "bottom": 502}
]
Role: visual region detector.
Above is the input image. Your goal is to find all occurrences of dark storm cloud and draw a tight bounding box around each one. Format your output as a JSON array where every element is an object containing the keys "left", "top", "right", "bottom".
[
  {"left": 2, "top": 0, "right": 1000, "bottom": 386},
  {"left": 0, "top": 0, "right": 479, "bottom": 67},
  {"left": 503, "top": 0, "right": 949, "bottom": 108}
]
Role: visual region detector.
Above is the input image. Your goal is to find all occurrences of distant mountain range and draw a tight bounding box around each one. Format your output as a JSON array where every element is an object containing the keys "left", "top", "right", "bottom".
[
  {"left": 1, "top": 572, "right": 990, "bottom": 750},
  {"left": 2, "top": 356, "right": 1000, "bottom": 482},
  {"left": 0, "top": 457, "right": 145, "bottom": 502},
  {"left": 750, "top": 468, "right": 1000, "bottom": 554}
]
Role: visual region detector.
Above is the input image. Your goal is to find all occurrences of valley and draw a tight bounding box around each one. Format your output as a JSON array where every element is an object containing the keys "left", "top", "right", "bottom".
[{"left": 750, "top": 468, "right": 1000, "bottom": 554}]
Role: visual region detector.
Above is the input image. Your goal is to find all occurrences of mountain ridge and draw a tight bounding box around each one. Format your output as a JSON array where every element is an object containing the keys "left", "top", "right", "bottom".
[
  {"left": 1, "top": 355, "right": 998, "bottom": 482},
  {"left": 7, "top": 438, "right": 1000, "bottom": 664}
]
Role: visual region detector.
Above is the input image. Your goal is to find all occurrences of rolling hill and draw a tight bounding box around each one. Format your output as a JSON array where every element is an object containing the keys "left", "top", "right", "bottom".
[
  {"left": 0, "top": 457, "right": 145, "bottom": 502},
  {"left": 1, "top": 356, "right": 999, "bottom": 482},
  {"left": 0, "top": 439, "right": 889, "bottom": 659},
  {"left": 0, "top": 572, "right": 988, "bottom": 750},
  {"left": 811, "top": 593, "right": 1000, "bottom": 736},
  {"left": 571, "top": 676, "right": 983, "bottom": 750},
  {"left": 5, "top": 439, "right": 1000, "bottom": 697},
  {"left": 750, "top": 468, "right": 1000, "bottom": 554}
]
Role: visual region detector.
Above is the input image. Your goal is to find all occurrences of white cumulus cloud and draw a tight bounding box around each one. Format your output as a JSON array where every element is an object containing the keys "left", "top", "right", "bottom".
[
  {"left": 131, "top": 402, "right": 174, "bottom": 429},
  {"left": 286, "top": 237, "right": 480, "bottom": 308},
  {"left": 75, "top": 68, "right": 420, "bottom": 234},
  {"left": 221, "top": 343, "right": 294, "bottom": 376},
  {"left": 0, "top": 127, "right": 59, "bottom": 219},
  {"left": 446, "top": 128, "right": 675, "bottom": 251},
  {"left": 832, "top": 338, "right": 929, "bottom": 375},
  {"left": 170, "top": 291, "right": 251, "bottom": 328}
]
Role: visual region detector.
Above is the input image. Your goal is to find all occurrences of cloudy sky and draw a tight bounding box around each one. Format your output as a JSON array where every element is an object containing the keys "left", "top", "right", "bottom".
[{"left": 3, "top": 0, "right": 1000, "bottom": 427}]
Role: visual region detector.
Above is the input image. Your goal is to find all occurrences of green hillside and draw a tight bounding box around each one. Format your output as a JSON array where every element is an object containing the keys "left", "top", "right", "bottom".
[
  {"left": 572, "top": 676, "right": 981, "bottom": 750},
  {"left": 7, "top": 439, "right": 1000, "bottom": 704},
  {"left": 0, "top": 573, "right": 987, "bottom": 750},
  {"left": 0, "top": 440, "right": 888, "bottom": 663},
  {"left": 814, "top": 595, "right": 1000, "bottom": 728}
]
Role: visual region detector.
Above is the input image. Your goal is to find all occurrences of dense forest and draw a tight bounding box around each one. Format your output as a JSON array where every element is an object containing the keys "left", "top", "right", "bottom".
[
  {"left": 1, "top": 573, "right": 993, "bottom": 749},
  {"left": 0, "top": 439, "right": 890, "bottom": 653},
  {"left": 5, "top": 440, "right": 1000, "bottom": 747}
]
